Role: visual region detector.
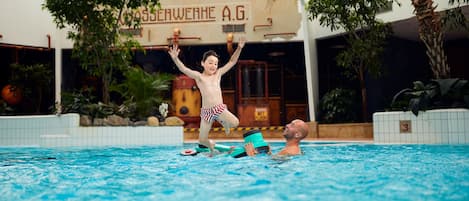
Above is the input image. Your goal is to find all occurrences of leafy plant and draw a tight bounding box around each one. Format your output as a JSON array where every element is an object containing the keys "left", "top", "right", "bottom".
[
  {"left": 59, "top": 89, "right": 119, "bottom": 120},
  {"left": 443, "top": 0, "right": 469, "bottom": 35},
  {"left": 319, "top": 88, "right": 359, "bottom": 123},
  {"left": 43, "top": 0, "right": 161, "bottom": 104},
  {"left": 59, "top": 89, "right": 96, "bottom": 115},
  {"left": 306, "top": 0, "right": 396, "bottom": 122},
  {"left": 83, "top": 102, "right": 116, "bottom": 119},
  {"left": 390, "top": 78, "right": 469, "bottom": 116},
  {"left": 0, "top": 100, "right": 14, "bottom": 115},
  {"left": 111, "top": 67, "right": 174, "bottom": 121},
  {"left": 9, "top": 63, "right": 53, "bottom": 113}
]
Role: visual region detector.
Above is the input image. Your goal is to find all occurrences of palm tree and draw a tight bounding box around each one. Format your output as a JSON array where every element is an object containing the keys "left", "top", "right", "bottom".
[{"left": 411, "top": 0, "right": 450, "bottom": 79}]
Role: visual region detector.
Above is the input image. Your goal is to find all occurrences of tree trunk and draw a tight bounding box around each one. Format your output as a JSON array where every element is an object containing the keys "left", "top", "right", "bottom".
[
  {"left": 411, "top": 0, "right": 450, "bottom": 79},
  {"left": 359, "top": 65, "right": 368, "bottom": 122},
  {"left": 102, "top": 74, "right": 110, "bottom": 104}
]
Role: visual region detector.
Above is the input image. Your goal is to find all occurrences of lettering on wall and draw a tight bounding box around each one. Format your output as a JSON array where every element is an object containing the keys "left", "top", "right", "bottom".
[{"left": 121, "top": 3, "right": 250, "bottom": 25}]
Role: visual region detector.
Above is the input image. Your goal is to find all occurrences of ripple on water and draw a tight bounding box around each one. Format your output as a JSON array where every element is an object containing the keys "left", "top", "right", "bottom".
[{"left": 0, "top": 144, "right": 468, "bottom": 201}]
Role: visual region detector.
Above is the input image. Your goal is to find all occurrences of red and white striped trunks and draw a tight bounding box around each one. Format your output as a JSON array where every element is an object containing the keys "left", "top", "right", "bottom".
[{"left": 200, "top": 104, "right": 227, "bottom": 123}]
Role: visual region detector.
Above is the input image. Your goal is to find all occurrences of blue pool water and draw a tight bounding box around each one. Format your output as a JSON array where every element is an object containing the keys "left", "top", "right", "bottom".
[{"left": 1, "top": 143, "right": 468, "bottom": 201}]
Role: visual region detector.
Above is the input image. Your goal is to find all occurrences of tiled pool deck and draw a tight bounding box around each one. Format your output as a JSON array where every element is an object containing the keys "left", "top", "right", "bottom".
[
  {"left": 1, "top": 109, "right": 468, "bottom": 147},
  {"left": 0, "top": 114, "right": 183, "bottom": 147}
]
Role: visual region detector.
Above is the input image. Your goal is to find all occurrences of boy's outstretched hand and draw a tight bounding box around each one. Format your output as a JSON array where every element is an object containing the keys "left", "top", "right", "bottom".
[
  {"left": 168, "top": 43, "right": 180, "bottom": 59},
  {"left": 238, "top": 37, "right": 246, "bottom": 49}
]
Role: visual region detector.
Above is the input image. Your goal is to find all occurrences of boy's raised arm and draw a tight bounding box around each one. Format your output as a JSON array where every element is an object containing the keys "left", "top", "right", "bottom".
[
  {"left": 219, "top": 37, "right": 246, "bottom": 75},
  {"left": 168, "top": 44, "right": 200, "bottom": 79}
]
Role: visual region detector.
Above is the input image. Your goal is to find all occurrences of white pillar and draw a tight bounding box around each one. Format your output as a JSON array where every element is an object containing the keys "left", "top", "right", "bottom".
[
  {"left": 54, "top": 33, "right": 62, "bottom": 114},
  {"left": 300, "top": 0, "right": 319, "bottom": 122}
]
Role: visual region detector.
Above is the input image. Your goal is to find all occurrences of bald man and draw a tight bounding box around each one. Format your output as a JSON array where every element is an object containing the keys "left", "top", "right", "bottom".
[{"left": 244, "top": 119, "right": 309, "bottom": 156}]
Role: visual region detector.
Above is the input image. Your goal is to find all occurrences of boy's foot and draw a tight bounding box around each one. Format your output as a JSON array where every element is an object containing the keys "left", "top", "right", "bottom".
[
  {"left": 199, "top": 139, "right": 215, "bottom": 152},
  {"left": 209, "top": 140, "right": 216, "bottom": 151},
  {"left": 219, "top": 120, "right": 231, "bottom": 135},
  {"left": 223, "top": 127, "right": 231, "bottom": 135}
]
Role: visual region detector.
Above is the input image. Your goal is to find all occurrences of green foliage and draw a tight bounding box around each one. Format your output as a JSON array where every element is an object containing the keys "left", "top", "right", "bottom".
[
  {"left": 319, "top": 88, "right": 359, "bottom": 123},
  {"left": 0, "top": 100, "right": 14, "bottom": 115},
  {"left": 9, "top": 63, "right": 54, "bottom": 113},
  {"left": 443, "top": 0, "right": 469, "bottom": 35},
  {"left": 60, "top": 89, "right": 96, "bottom": 115},
  {"left": 336, "top": 23, "right": 392, "bottom": 79},
  {"left": 448, "top": 0, "right": 469, "bottom": 4},
  {"left": 390, "top": 79, "right": 469, "bottom": 116},
  {"left": 306, "top": 0, "right": 398, "bottom": 32},
  {"left": 306, "top": 0, "right": 397, "bottom": 122},
  {"left": 110, "top": 67, "right": 174, "bottom": 121},
  {"left": 83, "top": 102, "right": 116, "bottom": 119},
  {"left": 43, "top": 0, "right": 161, "bottom": 104},
  {"left": 59, "top": 89, "right": 119, "bottom": 119},
  {"left": 9, "top": 63, "right": 53, "bottom": 84},
  {"left": 306, "top": 0, "right": 396, "bottom": 79}
]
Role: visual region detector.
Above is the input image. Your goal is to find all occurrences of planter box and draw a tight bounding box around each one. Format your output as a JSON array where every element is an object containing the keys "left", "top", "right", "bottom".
[
  {"left": 0, "top": 113, "right": 183, "bottom": 147},
  {"left": 317, "top": 123, "right": 373, "bottom": 139},
  {"left": 373, "top": 109, "right": 469, "bottom": 144}
]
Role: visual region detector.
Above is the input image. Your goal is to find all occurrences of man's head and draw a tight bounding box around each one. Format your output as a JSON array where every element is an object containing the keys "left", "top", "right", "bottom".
[{"left": 283, "top": 119, "right": 309, "bottom": 140}]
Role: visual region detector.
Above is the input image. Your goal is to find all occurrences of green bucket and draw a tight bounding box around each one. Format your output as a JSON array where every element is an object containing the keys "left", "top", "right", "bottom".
[{"left": 231, "top": 129, "right": 269, "bottom": 158}]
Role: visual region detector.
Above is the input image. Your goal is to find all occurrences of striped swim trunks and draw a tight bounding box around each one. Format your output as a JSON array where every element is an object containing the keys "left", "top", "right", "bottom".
[{"left": 200, "top": 104, "right": 227, "bottom": 123}]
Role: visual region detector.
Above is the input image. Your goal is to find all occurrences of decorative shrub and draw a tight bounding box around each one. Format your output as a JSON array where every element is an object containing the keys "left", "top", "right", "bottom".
[
  {"left": 110, "top": 67, "right": 173, "bottom": 121},
  {"left": 319, "top": 88, "right": 359, "bottom": 123}
]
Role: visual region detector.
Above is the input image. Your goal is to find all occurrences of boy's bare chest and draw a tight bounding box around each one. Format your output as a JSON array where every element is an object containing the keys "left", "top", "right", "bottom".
[{"left": 198, "top": 75, "right": 220, "bottom": 87}]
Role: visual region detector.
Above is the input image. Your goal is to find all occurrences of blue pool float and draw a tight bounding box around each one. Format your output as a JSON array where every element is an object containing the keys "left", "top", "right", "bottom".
[{"left": 188, "top": 129, "right": 270, "bottom": 158}]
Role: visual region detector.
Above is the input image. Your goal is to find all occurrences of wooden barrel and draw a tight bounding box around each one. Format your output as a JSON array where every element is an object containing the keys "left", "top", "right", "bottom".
[{"left": 172, "top": 75, "right": 201, "bottom": 127}]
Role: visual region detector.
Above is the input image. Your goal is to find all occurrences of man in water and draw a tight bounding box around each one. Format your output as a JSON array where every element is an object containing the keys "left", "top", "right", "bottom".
[
  {"left": 244, "top": 119, "right": 309, "bottom": 157},
  {"left": 180, "top": 119, "right": 309, "bottom": 157}
]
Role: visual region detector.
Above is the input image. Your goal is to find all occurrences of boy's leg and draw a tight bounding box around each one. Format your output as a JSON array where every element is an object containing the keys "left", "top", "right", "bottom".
[
  {"left": 199, "top": 120, "right": 215, "bottom": 151},
  {"left": 217, "top": 110, "right": 239, "bottom": 135}
]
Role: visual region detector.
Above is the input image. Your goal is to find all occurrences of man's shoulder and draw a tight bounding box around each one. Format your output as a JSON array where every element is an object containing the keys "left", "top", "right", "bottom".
[{"left": 277, "top": 146, "right": 301, "bottom": 156}]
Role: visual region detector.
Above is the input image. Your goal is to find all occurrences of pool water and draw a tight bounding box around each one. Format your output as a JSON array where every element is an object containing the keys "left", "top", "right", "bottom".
[{"left": 1, "top": 143, "right": 468, "bottom": 201}]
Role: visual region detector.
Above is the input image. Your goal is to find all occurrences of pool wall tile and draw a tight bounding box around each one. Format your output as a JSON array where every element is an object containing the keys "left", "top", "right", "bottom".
[
  {"left": 0, "top": 113, "right": 183, "bottom": 147},
  {"left": 373, "top": 109, "right": 469, "bottom": 144}
]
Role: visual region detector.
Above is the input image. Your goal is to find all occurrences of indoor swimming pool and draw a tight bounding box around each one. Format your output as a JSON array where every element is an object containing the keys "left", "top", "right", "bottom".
[{"left": 1, "top": 142, "right": 468, "bottom": 201}]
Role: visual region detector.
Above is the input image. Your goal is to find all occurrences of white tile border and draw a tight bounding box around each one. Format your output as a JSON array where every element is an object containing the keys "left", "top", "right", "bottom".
[
  {"left": 373, "top": 109, "right": 469, "bottom": 144},
  {"left": 0, "top": 113, "right": 183, "bottom": 147}
]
